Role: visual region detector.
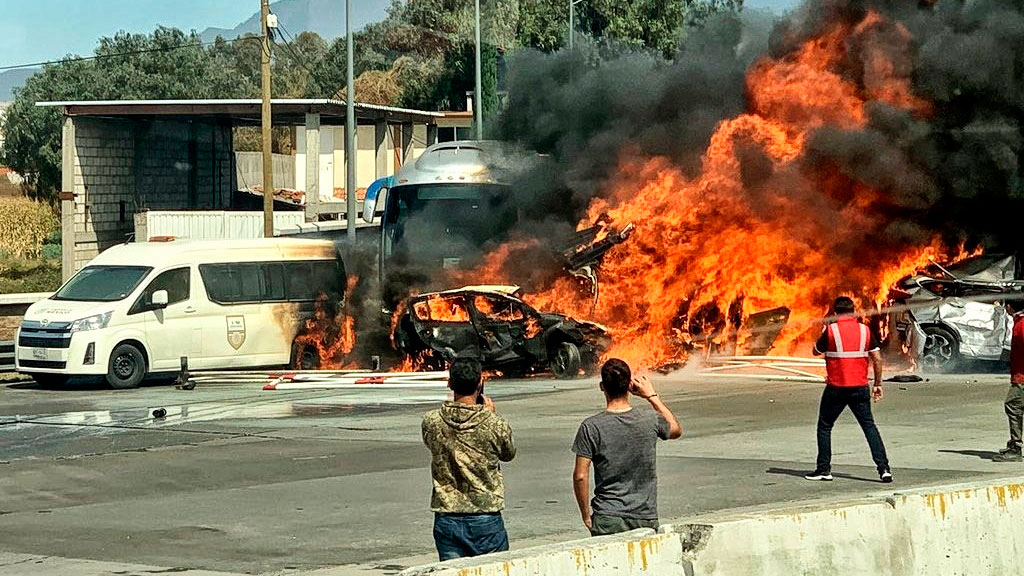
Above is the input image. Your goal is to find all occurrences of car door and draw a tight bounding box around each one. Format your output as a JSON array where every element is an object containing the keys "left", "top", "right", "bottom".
[
  {"left": 415, "top": 294, "right": 481, "bottom": 357},
  {"left": 196, "top": 262, "right": 266, "bottom": 368},
  {"left": 470, "top": 294, "right": 526, "bottom": 363},
  {"left": 130, "top": 267, "right": 198, "bottom": 372}
]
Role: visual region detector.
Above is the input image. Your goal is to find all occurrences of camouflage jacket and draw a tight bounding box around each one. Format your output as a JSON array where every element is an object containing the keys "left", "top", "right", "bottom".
[{"left": 422, "top": 401, "right": 517, "bottom": 513}]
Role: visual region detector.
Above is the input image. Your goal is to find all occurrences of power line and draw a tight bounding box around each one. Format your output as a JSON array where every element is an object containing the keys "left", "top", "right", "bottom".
[
  {"left": 273, "top": 20, "right": 337, "bottom": 98},
  {"left": 0, "top": 36, "right": 259, "bottom": 72}
]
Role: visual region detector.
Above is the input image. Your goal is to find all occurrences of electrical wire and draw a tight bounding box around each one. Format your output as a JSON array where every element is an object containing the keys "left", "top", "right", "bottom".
[{"left": 0, "top": 36, "right": 259, "bottom": 72}]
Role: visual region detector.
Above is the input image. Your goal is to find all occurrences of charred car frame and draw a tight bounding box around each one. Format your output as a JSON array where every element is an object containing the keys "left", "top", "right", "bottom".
[{"left": 393, "top": 286, "right": 610, "bottom": 378}]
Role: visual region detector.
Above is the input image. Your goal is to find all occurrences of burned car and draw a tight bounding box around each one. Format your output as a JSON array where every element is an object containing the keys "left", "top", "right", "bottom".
[
  {"left": 889, "top": 254, "right": 1024, "bottom": 372},
  {"left": 393, "top": 286, "right": 610, "bottom": 378}
]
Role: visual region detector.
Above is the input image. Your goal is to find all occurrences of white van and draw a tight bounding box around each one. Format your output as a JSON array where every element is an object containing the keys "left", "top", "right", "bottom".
[{"left": 15, "top": 238, "right": 345, "bottom": 388}]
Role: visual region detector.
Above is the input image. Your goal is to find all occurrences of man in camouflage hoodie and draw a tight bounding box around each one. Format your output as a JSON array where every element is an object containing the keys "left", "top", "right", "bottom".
[{"left": 422, "top": 358, "right": 517, "bottom": 560}]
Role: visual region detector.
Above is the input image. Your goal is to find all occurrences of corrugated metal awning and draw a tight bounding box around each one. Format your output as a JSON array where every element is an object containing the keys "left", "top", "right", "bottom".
[{"left": 36, "top": 98, "right": 443, "bottom": 125}]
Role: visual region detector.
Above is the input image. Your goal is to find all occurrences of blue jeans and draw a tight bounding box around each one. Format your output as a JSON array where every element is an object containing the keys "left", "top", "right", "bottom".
[{"left": 433, "top": 513, "right": 509, "bottom": 561}]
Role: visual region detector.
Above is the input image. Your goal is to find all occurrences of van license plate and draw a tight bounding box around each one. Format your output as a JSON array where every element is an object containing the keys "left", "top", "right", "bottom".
[{"left": 32, "top": 348, "right": 47, "bottom": 359}]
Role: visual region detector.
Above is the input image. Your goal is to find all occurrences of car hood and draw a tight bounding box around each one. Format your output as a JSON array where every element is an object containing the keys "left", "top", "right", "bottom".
[{"left": 24, "top": 299, "right": 115, "bottom": 325}]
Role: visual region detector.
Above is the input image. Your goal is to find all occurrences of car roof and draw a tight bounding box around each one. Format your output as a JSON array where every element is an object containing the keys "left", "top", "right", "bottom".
[{"left": 418, "top": 285, "right": 522, "bottom": 298}]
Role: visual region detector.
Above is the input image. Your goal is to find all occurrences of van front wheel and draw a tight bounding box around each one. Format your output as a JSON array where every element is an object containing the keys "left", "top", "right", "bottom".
[{"left": 107, "top": 343, "right": 146, "bottom": 389}]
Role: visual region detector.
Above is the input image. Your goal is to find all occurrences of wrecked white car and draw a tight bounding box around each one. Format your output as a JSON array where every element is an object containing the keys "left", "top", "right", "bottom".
[{"left": 889, "top": 255, "right": 1024, "bottom": 372}]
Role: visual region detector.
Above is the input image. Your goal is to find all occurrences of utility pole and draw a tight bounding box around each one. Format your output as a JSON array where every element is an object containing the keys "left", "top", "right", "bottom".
[
  {"left": 345, "top": 0, "right": 357, "bottom": 242},
  {"left": 569, "top": 0, "right": 573, "bottom": 49},
  {"left": 569, "top": 0, "right": 583, "bottom": 50},
  {"left": 260, "top": 0, "right": 274, "bottom": 237},
  {"left": 474, "top": 0, "right": 483, "bottom": 139}
]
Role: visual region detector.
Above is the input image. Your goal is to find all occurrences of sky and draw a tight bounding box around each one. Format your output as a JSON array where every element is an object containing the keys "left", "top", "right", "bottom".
[{"left": 0, "top": 0, "right": 258, "bottom": 68}]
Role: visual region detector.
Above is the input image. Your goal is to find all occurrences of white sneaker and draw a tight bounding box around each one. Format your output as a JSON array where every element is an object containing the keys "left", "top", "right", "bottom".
[{"left": 804, "top": 470, "right": 833, "bottom": 481}]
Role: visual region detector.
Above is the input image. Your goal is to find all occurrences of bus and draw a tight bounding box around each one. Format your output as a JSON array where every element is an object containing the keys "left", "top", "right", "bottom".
[{"left": 362, "top": 140, "right": 521, "bottom": 308}]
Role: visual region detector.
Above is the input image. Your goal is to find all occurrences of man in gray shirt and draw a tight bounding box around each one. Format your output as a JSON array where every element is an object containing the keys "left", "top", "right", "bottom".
[{"left": 572, "top": 358, "right": 683, "bottom": 536}]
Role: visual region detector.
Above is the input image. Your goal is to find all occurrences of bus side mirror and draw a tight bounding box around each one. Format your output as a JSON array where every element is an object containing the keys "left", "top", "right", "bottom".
[
  {"left": 363, "top": 188, "right": 386, "bottom": 223},
  {"left": 151, "top": 290, "right": 169, "bottom": 309}
]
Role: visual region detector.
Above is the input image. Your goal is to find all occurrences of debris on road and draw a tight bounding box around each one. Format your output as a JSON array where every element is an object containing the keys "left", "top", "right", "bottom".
[
  {"left": 180, "top": 369, "right": 450, "bottom": 390},
  {"left": 698, "top": 355, "right": 825, "bottom": 383}
]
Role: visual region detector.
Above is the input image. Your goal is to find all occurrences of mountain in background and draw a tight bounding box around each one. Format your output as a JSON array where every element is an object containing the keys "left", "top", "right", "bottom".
[
  {"left": 199, "top": 0, "right": 387, "bottom": 43},
  {"left": 0, "top": 69, "right": 36, "bottom": 101}
]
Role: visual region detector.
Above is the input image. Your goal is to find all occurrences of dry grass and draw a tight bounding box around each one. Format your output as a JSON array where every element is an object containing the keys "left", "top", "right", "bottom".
[{"left": 0, "top": 197, "right": 58, "bottom": 259}]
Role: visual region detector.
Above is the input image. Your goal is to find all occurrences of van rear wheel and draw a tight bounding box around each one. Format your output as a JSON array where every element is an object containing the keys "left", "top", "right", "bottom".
[{"left": 107, "top": 343, "right": 146, "bottom": 389}]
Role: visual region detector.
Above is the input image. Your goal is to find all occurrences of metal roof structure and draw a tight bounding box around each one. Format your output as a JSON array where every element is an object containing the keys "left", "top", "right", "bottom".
[{"left": 36, "top": 98, "right": 443, "bottom": 125}]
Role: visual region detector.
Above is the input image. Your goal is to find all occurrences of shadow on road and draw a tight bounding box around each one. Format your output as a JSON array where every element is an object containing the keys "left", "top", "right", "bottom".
[
  {"left": 765, "top": 467, "right": 880, "bottom": 483},
  {"left": 938, "top": 449, "right": 1000, "bottom": 461}
]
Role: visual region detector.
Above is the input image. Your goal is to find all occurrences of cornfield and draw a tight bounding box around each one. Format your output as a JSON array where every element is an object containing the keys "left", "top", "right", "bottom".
[{"left": 0, "top": 197, "right": 59, "bottom": 259}]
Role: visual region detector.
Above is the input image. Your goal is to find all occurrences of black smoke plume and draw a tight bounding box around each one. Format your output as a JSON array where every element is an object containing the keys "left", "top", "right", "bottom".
[{"left": 494, "top": 0, "right": 1024, "bottom": 255}]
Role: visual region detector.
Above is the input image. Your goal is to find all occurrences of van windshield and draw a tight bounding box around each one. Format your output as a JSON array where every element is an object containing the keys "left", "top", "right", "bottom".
[{"left": 53, "top": 266, "right": 153, "bottom": 302}]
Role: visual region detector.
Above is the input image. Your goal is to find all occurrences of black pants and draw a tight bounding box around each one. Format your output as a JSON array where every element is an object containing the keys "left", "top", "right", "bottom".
[{"left": 816, "top": 385, "right": 889, "bottom": 473}]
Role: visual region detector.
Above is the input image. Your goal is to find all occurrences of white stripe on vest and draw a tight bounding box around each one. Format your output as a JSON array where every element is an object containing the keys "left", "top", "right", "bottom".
[{"left": 824, "top": 322, "right": 870, "bottom": 358}]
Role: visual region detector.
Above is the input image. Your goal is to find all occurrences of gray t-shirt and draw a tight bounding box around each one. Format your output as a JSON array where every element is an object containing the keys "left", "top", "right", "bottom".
[{"left": 572, "top": 408, "right": 670, "bottom": 520}]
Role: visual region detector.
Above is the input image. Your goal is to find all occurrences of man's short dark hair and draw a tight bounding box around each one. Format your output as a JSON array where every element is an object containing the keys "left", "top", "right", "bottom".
[
  {"left": 449, "top": 358, "right": 483, "bottom": 396},
  {"left": 601, "top": 358, "right": 631, "bottom": 398},
  {"left": 833, "top": 297, "right": 856, "bottom": 315},
  {"left": 1007, "top": 297, "right": 1024, "bottom": 314}
]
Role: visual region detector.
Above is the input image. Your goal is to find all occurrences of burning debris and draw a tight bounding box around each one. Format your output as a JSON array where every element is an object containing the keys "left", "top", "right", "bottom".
[
  {"left": 392, "top": 286, "right": 610, "bottom": 379},
  {"left": 560, "top": 217, "right": 635, "bottom": 303},
  {"left": 470, "top": 1, "right": 1024, "bottom": 371}
]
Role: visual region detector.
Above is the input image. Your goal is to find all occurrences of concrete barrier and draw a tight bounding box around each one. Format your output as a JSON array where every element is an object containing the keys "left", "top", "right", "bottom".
[
  {"left": 399, "top": 478, "right": 1024, "bottom": 576},
  {"left": 399, "top": 529, "right": 683, "bottom": 576}
]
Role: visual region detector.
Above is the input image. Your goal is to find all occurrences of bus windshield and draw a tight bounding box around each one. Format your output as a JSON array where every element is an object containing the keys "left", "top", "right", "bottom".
[{"left": 382, "top": 183, "right": 517, "bottom": 270}]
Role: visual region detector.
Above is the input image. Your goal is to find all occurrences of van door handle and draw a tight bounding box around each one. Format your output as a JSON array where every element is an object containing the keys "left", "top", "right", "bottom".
[{"left": 183, "top": 307, "right": 197, "bottom": 314}]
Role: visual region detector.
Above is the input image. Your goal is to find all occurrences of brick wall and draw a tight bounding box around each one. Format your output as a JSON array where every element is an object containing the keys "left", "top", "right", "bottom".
[{"left": 71, "top": 118, "right": 234, "bottom": 270}]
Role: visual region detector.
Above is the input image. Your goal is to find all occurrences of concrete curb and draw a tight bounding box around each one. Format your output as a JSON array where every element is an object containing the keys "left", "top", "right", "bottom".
[
  {"left": 398, "top": 478, "right": 1024, "bottom": 576},
  {"left": 398, "top": 528, "right": 683, "bottom": 576}
]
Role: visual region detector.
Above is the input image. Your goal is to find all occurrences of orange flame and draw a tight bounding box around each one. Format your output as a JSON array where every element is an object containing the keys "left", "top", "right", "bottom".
[
  {"left": 459, "top": 11, "right": 965, "bottom": 370},
  {"left": 295, "top": 276, "right": 360, "bottom": 369}
]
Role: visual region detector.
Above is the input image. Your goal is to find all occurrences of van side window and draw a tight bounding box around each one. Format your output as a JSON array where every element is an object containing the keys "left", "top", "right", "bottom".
[
  {"left": 261, "top": 263, "right": 286, "bottom": 301},
  {"left": 199, "top": 260, "right": 343, "bottom": 304},
  {"left": 311, "top": 261, "right": 343, "bottom": 300},
  {"left": 129, "top": 267, "right": 190, "bottom": 314},
  {"left": 199, "top": 264, "right": 261, "bottom": 303},
  {"left": 286, "top": 262, "right": 314, "bottom": 301}
]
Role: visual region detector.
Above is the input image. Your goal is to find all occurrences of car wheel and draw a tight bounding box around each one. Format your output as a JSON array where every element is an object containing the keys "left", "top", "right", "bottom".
[
  {"left": 31, "top": 373, "right": 68, "bottom": 388},
  {"left": 107, "top": 343, "right": 147, "bottom": 389},
  {"left": 550, "top": 341, "right": 582, "bottom": 379},
  {"left": 291, "top": 341, "right": 321, "bottom": 370},
  {"left": 921, "top": 325, "right": 960, "bottom": 373}
]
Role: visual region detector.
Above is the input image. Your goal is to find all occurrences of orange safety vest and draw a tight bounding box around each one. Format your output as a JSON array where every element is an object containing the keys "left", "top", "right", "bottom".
[{"left": 824, "top": 317, "right": 872, "bottom": 387}]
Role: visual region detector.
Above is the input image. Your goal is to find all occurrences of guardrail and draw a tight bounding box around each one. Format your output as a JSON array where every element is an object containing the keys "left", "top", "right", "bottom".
[{"left": 0, "top": 340, "right": 14, "bottom": 372}]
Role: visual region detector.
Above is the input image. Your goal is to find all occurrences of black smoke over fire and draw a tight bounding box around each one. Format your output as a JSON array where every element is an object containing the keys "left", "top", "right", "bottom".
[{"left": 494, "top": 0, "right": 1024, "bottom": 255}]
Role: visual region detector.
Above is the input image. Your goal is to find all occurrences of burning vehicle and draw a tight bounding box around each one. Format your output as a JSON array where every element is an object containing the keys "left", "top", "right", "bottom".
[
  {"left": 889, "top": 255, "right": 1024, "bottom": 372},
  {"left": 393, "top": 286, "right": 610, "bottom": 378}
]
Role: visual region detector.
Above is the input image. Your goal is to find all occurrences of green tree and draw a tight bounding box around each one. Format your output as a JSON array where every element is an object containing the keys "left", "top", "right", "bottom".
[{"left": 0, "top": 28, "right": 258, "bottom": 203}]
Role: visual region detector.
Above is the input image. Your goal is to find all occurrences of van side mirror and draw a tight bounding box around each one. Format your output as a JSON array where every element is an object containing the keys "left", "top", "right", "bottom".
[{"left": 151, "top": 290, "right": 169, "bottom": 309}]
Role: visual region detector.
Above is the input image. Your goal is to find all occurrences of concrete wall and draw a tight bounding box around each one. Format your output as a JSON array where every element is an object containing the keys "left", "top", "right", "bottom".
[
  {"left": 67, "top": 118, "right": 233, "bottom": 274},
  {"left": 235, "top": 151, "right": 295, "bottom": 191},
  {"left": 400, "top": 478, "right": 1024, "bottom": 576},
  {"left": 294, "top": 123, "right": 428, "bottom": 202},
  {"left": 401, "top": 529, "right": 683, "bottom": 576}
]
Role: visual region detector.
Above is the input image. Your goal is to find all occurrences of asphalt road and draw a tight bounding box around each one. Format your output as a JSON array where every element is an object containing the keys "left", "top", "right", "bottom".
[{"left": 0, "top": 370, "right": 1020, "bottom": 575}]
